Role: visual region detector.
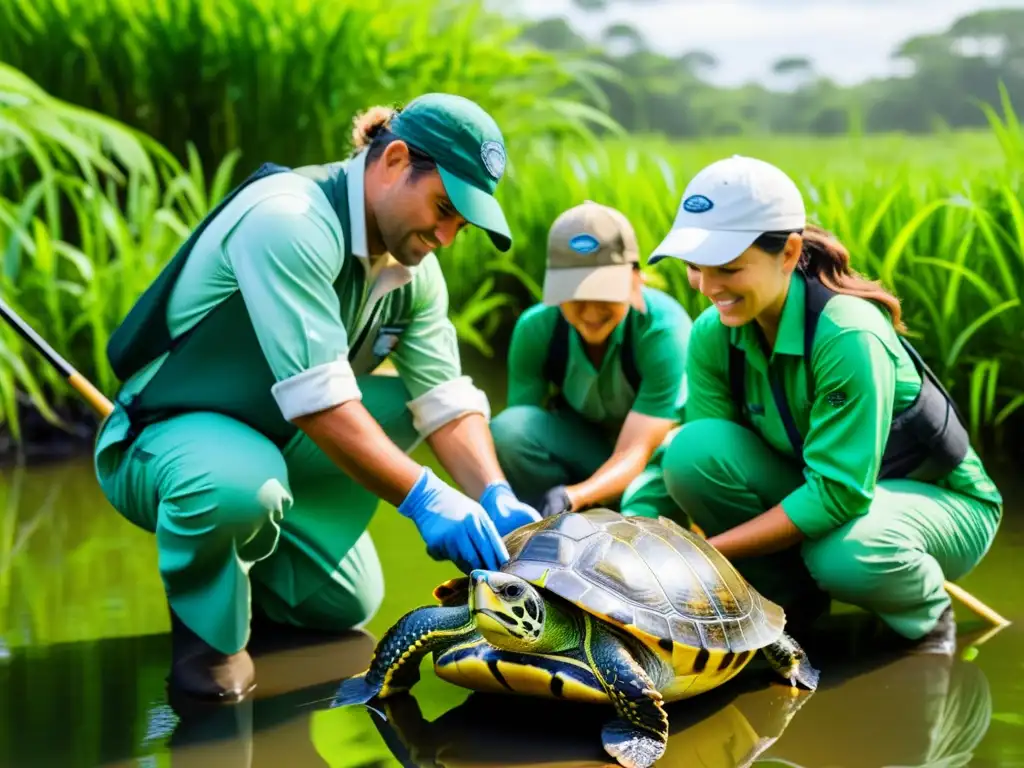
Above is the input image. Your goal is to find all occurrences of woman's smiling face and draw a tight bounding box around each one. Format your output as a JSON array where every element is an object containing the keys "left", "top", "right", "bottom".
[{"left": 685, "top": 233, "right": 803, "bottom": 328}]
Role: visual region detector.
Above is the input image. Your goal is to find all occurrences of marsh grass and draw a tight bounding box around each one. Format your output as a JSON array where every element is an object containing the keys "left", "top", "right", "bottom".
[
  {"left": 0, "top": 0, "right": 620, "bottom": 177},
  {"left": 2, "top": 56, "right": 1023, "bottom": 452}
]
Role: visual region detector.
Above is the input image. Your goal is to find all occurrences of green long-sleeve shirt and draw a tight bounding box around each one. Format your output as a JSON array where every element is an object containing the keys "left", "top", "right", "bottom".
[
  {"left": 684, "top": 272, "right": 1002, "bottom": 539},
  {"left": 505, "top": 285, "right": 693, "bottom": 434}
]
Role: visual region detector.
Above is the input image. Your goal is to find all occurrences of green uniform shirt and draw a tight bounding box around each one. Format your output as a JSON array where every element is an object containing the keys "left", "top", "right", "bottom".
[
  {"left": 684, "top": 271, "right": 1003, "bottom": 539},
  {"left": 97, "top": 150, "right": 489, "bottom": 455},
  {"left": 505, "top": 285, "right": 692, "bottom": 434}
]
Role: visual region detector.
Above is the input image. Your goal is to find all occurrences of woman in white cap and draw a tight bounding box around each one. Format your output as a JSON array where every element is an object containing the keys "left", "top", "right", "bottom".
[
  {"left": 489, "top": 200, "right": 695, "bottom": 522},
  {"left": 646, "top": 155, "right": 1003, "bottom": 652}
]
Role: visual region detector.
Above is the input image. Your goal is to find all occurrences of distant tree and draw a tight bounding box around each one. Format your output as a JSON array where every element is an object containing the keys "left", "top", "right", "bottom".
[
  {"left": 771, "top": 56, "right": 815, "bottom": 90},
  {"left": 602, "top": 22, "right": 646, "bottom": 57}
]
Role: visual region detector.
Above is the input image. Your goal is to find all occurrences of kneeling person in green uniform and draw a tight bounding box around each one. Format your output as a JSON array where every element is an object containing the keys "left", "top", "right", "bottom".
[
  {"left": 93, "top": 94, "right": 540, "bottom": 702},
  {"left": 490, "top": 201, "right": 694, "bottom": 519},
  {"left": 647, "top": 154, "right": 1003, "bottom": 651}
]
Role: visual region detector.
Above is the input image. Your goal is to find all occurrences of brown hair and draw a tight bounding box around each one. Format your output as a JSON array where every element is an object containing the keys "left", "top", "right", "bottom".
[
  {"left": 754, "top": 224, "right": 906, "bottom": 333},
  {"left": 349, "top": 104, "right": 437, "bottom": 180},
  {"left": 351, "top": 105, "right": 397, "bottom": 150}
]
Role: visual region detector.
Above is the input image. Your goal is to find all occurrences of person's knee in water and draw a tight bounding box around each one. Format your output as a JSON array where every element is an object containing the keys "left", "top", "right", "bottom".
[
  {"left": 94, "top": 94, "right": 544, "bottom": 703},
  {"left": 648, "top": 155, "right": 1003, "bottom": 654},
  {"left": 490, "top": 200, "right": 695, "bottom": 522}
]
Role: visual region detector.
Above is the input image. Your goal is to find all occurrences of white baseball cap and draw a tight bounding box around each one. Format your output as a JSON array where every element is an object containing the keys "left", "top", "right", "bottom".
[{"left": 649, "top": 155, "right": 806, "bottom": 267}]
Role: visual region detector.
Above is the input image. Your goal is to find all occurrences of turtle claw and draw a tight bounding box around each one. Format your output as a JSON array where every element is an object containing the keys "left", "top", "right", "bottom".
[
  {"left": 333, "top": 674, "right": 382, "bottom": 708},
  {"left": 601, "top": 719, "right": 666, "bottom": 768}
]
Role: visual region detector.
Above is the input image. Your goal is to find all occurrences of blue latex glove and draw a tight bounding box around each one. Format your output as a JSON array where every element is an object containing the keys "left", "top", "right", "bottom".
[
  {"left": 398, "top": 467, "right": 510, "bottom": 574},
  {"left": 478, "top": 481, "right": 542, "bottom": 536}
]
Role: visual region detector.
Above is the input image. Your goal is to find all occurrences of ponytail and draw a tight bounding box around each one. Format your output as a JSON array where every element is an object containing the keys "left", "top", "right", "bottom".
[
  {"left": 351, "top": 105, "right": 398, "bottom": 152},
  {"left": 350, "top": 103, "right": 437, "bottom": 178},
  {"left": 797, "top": 224, "right": 906, "bottom": 334}
]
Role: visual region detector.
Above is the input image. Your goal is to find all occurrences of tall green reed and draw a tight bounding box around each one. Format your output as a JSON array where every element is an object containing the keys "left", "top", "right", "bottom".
[
  {"left": 2, "top": 52, "right": 1024, "bottom": 452},
  {"left": 0, "top": 61, "right": 242, "bottom": 441},
  {"left": 440, "top": 111, "right": 1024, "bottom": 451},
  {"left": 0, "top": 0, "right": 619, "bottom": 178}
]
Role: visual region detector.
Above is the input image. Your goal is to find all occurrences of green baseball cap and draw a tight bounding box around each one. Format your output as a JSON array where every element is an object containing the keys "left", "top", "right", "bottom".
[{"left": 389, "top": 93, "right": 513, "bottom": 252}]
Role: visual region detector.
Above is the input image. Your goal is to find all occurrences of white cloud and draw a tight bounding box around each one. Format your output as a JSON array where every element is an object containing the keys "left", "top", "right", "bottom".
[{"left": 498, "top": 0, "right": 1024, "bottom": 85}]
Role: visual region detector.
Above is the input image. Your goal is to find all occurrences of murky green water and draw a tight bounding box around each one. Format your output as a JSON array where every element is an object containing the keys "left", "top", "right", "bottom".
[{"left": 1, "top": 358, "right": 1022, "bottom": 767}]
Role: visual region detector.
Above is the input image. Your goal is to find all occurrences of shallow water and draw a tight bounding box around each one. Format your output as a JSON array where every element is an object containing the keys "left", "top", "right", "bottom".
[{"left": 1, "top": 381, "right": 1022, "bottom": 767}]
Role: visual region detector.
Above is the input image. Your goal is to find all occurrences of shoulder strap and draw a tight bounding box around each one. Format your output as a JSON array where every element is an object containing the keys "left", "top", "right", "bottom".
[
  {"left": 106, "top": 161, "right": 293, "bottom": 382},
  {"left": 802, "top": 274, "right": 835, "bottom": 399},
  {"left": 543, "top": 310, "right": 642, "bottom": 395},
  {"left": 728, "top": 342, "right": 746, "bottom": 420},
  {"left": 767, "top": 273, "right": 837, "bottom": 458},
  {"left": 543, "top": 311, "right": 570, "bottom": 390},
  {"left": 620, "top": 310, "right": 642, "bottom": 393}
]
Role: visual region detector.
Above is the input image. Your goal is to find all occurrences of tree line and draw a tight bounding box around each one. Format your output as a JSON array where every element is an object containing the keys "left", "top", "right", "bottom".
[{"left": 518, "top": 6, "right": 1024, "bottom": 135}]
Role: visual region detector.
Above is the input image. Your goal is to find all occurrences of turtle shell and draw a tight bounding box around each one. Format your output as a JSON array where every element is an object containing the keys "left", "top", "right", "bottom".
[{"left": 501, "top": 509, "right": 786, "bottom": 654}]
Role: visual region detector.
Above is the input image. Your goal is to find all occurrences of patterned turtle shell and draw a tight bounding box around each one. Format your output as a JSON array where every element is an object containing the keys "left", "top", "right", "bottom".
[{"left": 501, "top": 509, "right": 787, "bottom": 653}]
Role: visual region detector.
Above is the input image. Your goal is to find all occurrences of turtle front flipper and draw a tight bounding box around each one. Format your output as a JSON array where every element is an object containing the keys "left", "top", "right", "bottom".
[
  {"left": 761, "top": 631, "right": 820, "bottom": 690},
  {"left": 584, "top": 616, "right": 670, "bottom": 768},
  {"left": 334, "top": 604, "right": 477, "bottom": 707}
]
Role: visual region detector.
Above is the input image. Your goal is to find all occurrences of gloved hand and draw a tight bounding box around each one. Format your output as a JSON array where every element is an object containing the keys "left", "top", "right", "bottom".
[
  {"left": 478, "top": 481, "right": 541, "bottom": 536},
  {"left": 539, "top": 485, "right": 574, "bottom": 519},
  {"left": 398, "top": 467, "right": 509, "bottom": 574}
]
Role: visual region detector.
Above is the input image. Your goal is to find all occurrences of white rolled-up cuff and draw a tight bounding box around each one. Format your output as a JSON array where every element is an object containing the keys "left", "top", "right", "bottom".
[
  {"left": 272, "top": 357, "right": 363, "bottom": 420},
  {"left": 407, "top": 375, "right": 491, "bottom": 437}
]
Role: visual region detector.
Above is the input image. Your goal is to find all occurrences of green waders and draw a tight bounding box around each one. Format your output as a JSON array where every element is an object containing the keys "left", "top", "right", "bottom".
[
  {"left": 658, "top": 419, "right": 1002, "bottom": 639},
  {"left": 95, "top": 152, "right": 488, "bottom": 661},
  {"left": 96, "top": 374, "right": 420, "bottom": 656}
]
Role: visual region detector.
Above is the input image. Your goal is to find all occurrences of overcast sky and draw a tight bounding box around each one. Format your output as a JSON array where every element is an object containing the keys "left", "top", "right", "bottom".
[{"left": 499, "top": 0, "right": 1024, "bottom": 86}]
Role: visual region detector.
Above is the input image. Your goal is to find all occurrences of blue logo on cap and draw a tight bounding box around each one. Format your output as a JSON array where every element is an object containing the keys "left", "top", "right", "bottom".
[
  {"left": 569, "top": 233, "right": 600, "bottom": 254},
  {"left": 683, "top": 194, "right": 714, "bottom": 213}
]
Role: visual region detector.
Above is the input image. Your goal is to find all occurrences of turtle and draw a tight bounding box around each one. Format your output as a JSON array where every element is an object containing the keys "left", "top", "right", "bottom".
[{"left": 333, "top": 509, "right": 820, "bottom": 768}]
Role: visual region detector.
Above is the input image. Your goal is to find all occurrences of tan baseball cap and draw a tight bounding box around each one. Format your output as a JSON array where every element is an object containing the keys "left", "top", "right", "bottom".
[{"left": 542, "top": 200, "right": 640, "bottom": 306}]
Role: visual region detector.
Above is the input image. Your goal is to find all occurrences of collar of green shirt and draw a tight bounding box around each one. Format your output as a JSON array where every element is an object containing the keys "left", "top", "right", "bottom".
[
  {"left": 570, "top": 306, "right": 631, "bottom": 373},
  {"left": 729, "top": 270, "right": 807, "bottom": 375},
  {"left": 346, "top": 149, "right": 416, "bottom": 285},
  {"left": 346, "top": 150, "right": 419, "bottom": 327}
]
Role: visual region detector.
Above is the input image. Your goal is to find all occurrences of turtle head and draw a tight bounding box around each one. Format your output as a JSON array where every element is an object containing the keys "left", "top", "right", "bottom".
[{"left": 469, "top": 570, "right": 546, "bottom": 650}]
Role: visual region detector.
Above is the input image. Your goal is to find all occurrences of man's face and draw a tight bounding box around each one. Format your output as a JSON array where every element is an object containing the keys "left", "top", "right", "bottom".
[{"left": 371, "top": 142, "right": 468, "bottom": 267}]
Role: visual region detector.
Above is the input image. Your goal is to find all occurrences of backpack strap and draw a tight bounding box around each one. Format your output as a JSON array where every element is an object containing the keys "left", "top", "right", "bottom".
[
  {"left": 543, "top": 309, "right": 643, "bottom": 395},
  {"left": 802, "top": 274, "right": 835, "bottom": 399},
  {"left": 620, "top": 310, "right": 642, "bottom": 394},
  {"left": 543, "top": 311, "right": 570, "bottom": 392},
  {"left": 727, "top": 272, "right": 836, "bottom": 456},
  {"left": 728, "top": 342, "right": 746, "bottom": 420}
]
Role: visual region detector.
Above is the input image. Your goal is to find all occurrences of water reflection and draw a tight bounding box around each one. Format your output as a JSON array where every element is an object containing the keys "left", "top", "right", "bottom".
[
  {"left": 0, "top": 450, "right": 1021, "bottom": 767},
  {"left": 0, "top": 625, "right": 387, "bottom": 768},
  {"left": 350, "top": 616, "right": 995, "bottom": 768},
  {"left": 0, "top": 616, "right": 997, "bottom": 768}
]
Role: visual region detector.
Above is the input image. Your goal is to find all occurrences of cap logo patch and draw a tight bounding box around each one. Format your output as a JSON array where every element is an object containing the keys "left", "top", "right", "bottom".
[
  {"left": 480, "top": 140, "right": 506, "bottom": 180},
  {"left": 683, "top": 194, "right": 714, "bottom": 213},
  {"left": 569, "top": 233, "right": 600, "bottom": 254}
]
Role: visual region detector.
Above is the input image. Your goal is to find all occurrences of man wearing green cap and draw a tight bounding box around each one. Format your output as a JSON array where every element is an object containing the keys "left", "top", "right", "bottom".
[{"left": 93, "top": 93, "right": 540, "bottom": 703}]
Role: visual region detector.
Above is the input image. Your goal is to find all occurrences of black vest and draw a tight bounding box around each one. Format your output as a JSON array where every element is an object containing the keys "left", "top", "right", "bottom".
[
  {"left": 105, "top": 161, "right": 362, "bottom": 448},
  {"left": 728, "top": 275, "right": 970, "bottom": 482}
]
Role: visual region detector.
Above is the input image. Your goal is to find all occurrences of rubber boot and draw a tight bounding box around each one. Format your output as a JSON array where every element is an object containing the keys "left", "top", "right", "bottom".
[
  {"left": 893, "top": 605, "right": 958, "bottom": 657},
  {"left": 169, "top": 607, "right": 256, "bottom": 703}
]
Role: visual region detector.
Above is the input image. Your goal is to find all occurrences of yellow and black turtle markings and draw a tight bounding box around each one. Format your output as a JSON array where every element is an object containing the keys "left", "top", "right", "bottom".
[
  {"left": 581, "top": 612, "right": 670, "bottom": 767},
  {"left": 434, "top": 635, "right": 610, "bottom": 704},
  {"left": 335, "top": 604, "right": 479, "bottom": 705},
  {"left": 621, "top": 622, "right": 759, "bottom": 701}
]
